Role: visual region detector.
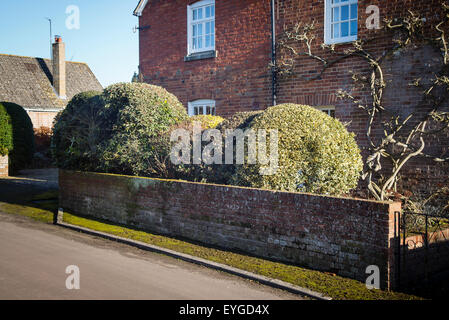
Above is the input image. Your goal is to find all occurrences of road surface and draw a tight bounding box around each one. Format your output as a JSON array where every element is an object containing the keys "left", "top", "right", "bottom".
[{"left": 0, "top": 213, "right": 303, "bottom": 300}]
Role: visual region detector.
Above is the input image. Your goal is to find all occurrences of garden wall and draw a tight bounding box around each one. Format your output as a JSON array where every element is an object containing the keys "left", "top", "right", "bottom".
[{"left": 59, "top": 170, "right": 401, "bottom": 290}]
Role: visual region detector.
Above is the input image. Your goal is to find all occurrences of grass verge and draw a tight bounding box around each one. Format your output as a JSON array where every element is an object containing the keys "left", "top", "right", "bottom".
[{"left": 0, "top": 191, "right": 422, "bottom": 300}]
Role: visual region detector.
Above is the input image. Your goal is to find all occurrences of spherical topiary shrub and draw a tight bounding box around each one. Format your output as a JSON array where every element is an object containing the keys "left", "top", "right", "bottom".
[
  {"left": 230, "top": 104, "right": 363, "bottom": 195},
  {"left": 0, "top": 102, "right": 35, "bottom": 171},
  {"left": 0, "top": 103, "right": 13, "bottom": 156},
  {"left": 98, "top": 82, "right": 188, "bottom": 176},
  {"left": 51, "top": 91, "right": 104, "bottom": 170}
]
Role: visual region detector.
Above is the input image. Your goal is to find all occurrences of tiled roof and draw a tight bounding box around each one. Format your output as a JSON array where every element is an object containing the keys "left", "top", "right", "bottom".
[{"left": 0, "top": 54, "right": 103, "bottom": 111}]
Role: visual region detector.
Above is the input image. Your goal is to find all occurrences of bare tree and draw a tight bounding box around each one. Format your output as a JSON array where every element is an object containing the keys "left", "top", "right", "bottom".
[{"left": 273, "top": 2, "right": 449, "bottom": 201}]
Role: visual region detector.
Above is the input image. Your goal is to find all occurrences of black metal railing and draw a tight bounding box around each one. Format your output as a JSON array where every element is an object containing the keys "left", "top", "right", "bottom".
[{"left": 395, "top": 210, "right": 449, "bottom": 296}]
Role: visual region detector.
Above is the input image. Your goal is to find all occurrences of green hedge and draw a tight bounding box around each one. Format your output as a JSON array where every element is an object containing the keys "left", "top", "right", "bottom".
[
  {"left": 0, "top": 103, "right": 12, "bottom": 156},
  {"left": 0, "top": 102, "right": 34, "bottom": 171},
  {"left": 52, "top": 83, "right": 189, "bottom": 177},
  {"left": 97, "top": 83, "right": 188, "bottom": 176},
  {"left": 199, "top": 111, "right": 264, "bottom": 184},
  {"left": 52, "top": 87, "right": 363, "bottom": 196},
  {"left": 162, "top": 115, "right": 226, "bottom": 181},
  {"left": 189, "top": 114, "right": 225, "bottom": 130},
  {"left": 216, "top": 111, "right": 263, "bottom": 134},
  {"left": 230, "top": 104, "right": 363, "bottom": 195}
]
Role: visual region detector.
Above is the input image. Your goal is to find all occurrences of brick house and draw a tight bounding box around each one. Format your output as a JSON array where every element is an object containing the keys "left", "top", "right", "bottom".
[
  {"left": 134, "top": 0, "right": 448, "bottom": 193},
  {"left": 0, "top": 36, "right": 102, "bottom": 129}
]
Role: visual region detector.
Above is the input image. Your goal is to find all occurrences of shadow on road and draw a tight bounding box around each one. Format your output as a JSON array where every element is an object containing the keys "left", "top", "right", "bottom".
[{"left": 0, "top": 168, "right": 59, "bottom": 209}]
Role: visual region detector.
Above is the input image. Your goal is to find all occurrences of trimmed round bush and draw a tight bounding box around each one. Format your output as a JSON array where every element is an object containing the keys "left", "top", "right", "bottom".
[
  {"left": 51, "top": 91, "right": 104, "bottom": 170},
  {"left": 0, "top": 103, "right": 13, "bottom": 156},
  {"left": 0, "top": 102, "right": 34, "bottom": 171},
  {"left": 98, "top": 82, "right": 188, "bottom": 176},
  {"left": 230, "top": 104, "right": 363, "bottom": 195}
]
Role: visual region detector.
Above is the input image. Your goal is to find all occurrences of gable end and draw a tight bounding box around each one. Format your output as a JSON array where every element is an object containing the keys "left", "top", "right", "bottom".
[{"left": 133, "top": 0, "right": 149, "bottom": 16}]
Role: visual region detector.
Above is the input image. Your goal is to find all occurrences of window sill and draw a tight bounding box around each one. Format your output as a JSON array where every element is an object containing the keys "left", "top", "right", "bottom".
[
  {"left": 324, "top": 36, "right": 358, "bottom": 45},
  {"left": 184, "top": 50, "right": 217, "bottom": 62}
]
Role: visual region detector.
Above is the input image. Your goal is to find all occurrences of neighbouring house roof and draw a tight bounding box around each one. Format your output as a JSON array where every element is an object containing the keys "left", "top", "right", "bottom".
[
  {"left": 133, "top": 0, "right": 149, "bottom": 16},
  {"left": 0, "top": 54, "right": 103, "bottom": 111}
]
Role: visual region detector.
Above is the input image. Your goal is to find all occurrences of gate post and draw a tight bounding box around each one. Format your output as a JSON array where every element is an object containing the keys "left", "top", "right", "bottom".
[
  {"left": 394, "top": 211, "right": 401, "bottom": 290},
  {"left": 389, "top": 202, "right": 402, "bottom": 291}
]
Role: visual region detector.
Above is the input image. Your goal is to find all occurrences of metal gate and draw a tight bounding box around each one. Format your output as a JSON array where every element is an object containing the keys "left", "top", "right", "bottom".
[{"left": 394, "top": 211, "right": 449, "bottom": 296}]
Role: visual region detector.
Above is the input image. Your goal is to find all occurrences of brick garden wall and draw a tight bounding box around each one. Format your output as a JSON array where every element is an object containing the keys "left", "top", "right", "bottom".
[
  {"left": 0, "top": 155, "right": 8, "bottom": 176},
  {"left": 59, "top": 170, "right": 401, "bottom": 289}
]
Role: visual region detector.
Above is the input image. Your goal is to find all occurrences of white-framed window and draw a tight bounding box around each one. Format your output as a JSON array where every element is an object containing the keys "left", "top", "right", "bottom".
[
  {"left": 324, "top": 0, "right": 358, "bottom": 44},
  {"left": 187, "top": 0, "right": 215, "bottom": 55},
  {"left": 188, "top": 99, "right": 216, "bottom": 116},
  {"left": 315, "top": 106, "right": 336, "bottom": 118}
]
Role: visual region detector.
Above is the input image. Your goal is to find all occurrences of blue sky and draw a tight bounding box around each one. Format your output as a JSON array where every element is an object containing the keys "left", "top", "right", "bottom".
[{"left": 0, "top": 0, "right": 139, "bottom": 87}]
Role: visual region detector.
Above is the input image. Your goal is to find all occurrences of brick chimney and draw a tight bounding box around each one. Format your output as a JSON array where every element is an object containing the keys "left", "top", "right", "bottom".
[{"left": 52, "top": 35, "right": 66, "bottom": 99}]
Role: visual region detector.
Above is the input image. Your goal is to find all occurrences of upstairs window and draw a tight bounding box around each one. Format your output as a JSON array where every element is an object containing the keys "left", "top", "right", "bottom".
[
  {"left": 187, "top": 0, "right": 215, "bottom": 55},
  {"left": 325, "top": 0, "right": 358, "bottom": 44},
  {"left": 188, "top": 99, "right": 216, "bottom": 116}
]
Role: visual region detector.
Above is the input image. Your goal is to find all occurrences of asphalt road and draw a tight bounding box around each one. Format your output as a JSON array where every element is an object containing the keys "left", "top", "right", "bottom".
[{"left": 0, "top": 213, "right": 303, "bottom": 300}]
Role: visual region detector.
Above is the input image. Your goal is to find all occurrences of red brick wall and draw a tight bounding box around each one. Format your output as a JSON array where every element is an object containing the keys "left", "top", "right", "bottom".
[
  {"left": 0, "top": 155, "right": 8, "bottom": 176},
  {"left": 59, "top": 169, "right": 401, "bottom": 289},
  {"left": 138, "top": 0, "right": 272, "bottom": 116},
  {"left": 139, "top": 0, "right": 445, "bottom": 115}
]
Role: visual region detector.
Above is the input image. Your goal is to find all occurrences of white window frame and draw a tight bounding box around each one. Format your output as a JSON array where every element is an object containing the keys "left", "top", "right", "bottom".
[
  {"left": 324, "top": 0, "right": 358, "bottom": 45},
  {"left": 315, "top": 106, "right": 336, "bottom": 118},
  {"left": 187, "top": 0, "right": 215, "bottom": 55},
  {"left": 188, "top": 99, "right": 216, "bottom": 116}
]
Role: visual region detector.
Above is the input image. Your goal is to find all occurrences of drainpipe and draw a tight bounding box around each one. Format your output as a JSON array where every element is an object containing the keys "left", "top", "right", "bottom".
[{"left": 270, "top": 0, "right": 277, "bottom": 106}]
